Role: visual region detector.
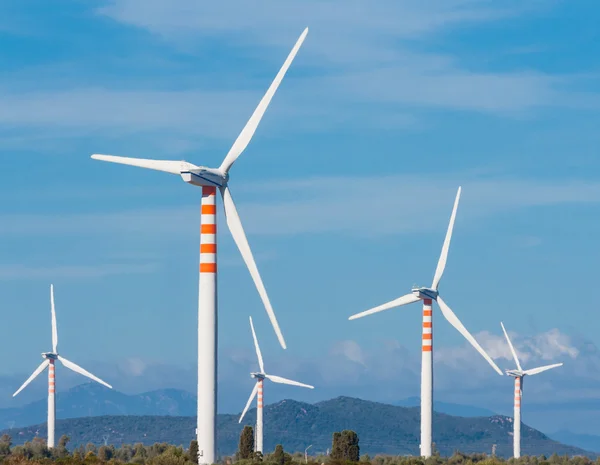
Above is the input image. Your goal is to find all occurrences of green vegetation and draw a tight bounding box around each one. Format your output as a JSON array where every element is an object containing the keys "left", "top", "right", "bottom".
[{"left": 0, "top": 430, "right": 598, "bottom": 465}]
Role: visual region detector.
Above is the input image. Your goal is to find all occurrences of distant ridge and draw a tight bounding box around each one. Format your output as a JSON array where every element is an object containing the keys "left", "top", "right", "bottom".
[
  {"left": 0, "top": 388, "right": 593, "bottom": 458},
  {"left": 394, "top": 396, "right": 497, "bottom": 418}
]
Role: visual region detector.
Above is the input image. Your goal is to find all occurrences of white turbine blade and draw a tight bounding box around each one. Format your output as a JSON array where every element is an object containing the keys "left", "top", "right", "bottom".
[
  {"left": 431, "top": 187, "right": 461, "bottom": 290},
  {"left": 219, "top": 28, "right": 309, "bottom": 174},
  {"left": 265, "top": 374, "right": 314, "bottom": 389},
  {"left": 220, "top": 186, "right": 286, "bottom": 349},
  {"left": 57, "top": 356, "right": 112, "bottom": 389},
  {"left": 239, "top": 383, "right": 259, "bottom": 423},
  {"left": 436, "top": 295, "right": 503, "bottom": 375},
  {"left": 249, "top": 316, "right": 265, "bottom": 373},
  {"left": 348, "top": 294, "right": 420, "bottom": 320},
  {"left": 13, "top": 360, "right": 50, "bottom": 397},
  {"left": 500, "top": 322, "right": 522, "bottom": 371},
  {"left": 50, "top": 284, "right": 58, "bottom": 354},
  {"left": 524, "top": 363, "right": 563, "bottom": 376},
  {"left": 91, "top": 154, "right": 199, "bottom": 175}
]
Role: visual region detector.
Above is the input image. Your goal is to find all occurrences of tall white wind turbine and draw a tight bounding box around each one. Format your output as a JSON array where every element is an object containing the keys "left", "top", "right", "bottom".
[
  {"left": 348, "top": 187, "right": 503, "bottom": 458},
  {"left": 13, "top": 284, "right": 112, "bottom": 448},
  {"left": 500, "top": 322, "right": 563, "bottom": 458},
  {"left": 239, "top": 316, "right": 314, "bottom": 453},
  {"left": 91, "top": 28, "right": 308, "bottom": 465}
]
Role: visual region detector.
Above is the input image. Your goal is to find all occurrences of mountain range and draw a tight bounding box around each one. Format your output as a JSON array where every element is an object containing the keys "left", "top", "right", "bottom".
[{"left": 0, "top": 384, "right": 595, "bottom": 458}]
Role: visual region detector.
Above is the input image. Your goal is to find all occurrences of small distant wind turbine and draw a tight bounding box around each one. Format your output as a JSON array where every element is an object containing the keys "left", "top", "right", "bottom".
[
  {"left": 348, "top": 187, "right": 503, "bottom": 458},
  {"left": 12, "top": 285, "right": 112, "bottom": 448},
  {"left": 239, "top": 316, "right": 314, "bottom": 453},
  {"left": 500, "top": 322, "right": 563, "bottom": 458},
  {"left": 91, "top": 27, "right": 308, "bottom": 465}
]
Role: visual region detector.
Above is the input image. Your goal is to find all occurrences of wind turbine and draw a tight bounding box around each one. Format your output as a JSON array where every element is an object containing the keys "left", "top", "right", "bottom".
[
  {"left": 90, "top": 28, "right": 308, "bottom": 465},
  {"left": 13, "top": 284, "right": 112, "bottom": 448},
  {"left": 500, "top": 322, "right": 563, "bottom": 458},
  {"left": 348, "top": 187, "right": 503, "bottom": 458},
  {"left": 239, "top": 316, "right": 314, "bottom": 453}
]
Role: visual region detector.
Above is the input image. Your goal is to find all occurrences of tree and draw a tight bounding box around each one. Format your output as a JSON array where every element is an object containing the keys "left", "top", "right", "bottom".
[
  {"left": 86, "top": 444, "right": 98, "bottom": 455},
  {"left": 85, "top": 450, "right": 99, "bottom": 463},
  {"left": 132, "top": 443, "right": 148, "bottom": 464},
  {"left": 331, "top": 430, "right": 360, "bottom": 463},
  {"left": 238, "top": 426, "right": 254, "bottom": 460},
  {"left": 188, "top": 440, "right": 199, "bottom": 463},
  {"left": 272, "top": 445, "right": 285, "bottom": 465},
  {"left": 98, "top": 445, "right": 113, "bottom": 462},
  {"left": 0, "top": 434, "right": 11, "bottom": 457},
  {"left": 54, "top": 435, "right": 71, "bottom": 459},
  {"left": 59, "top": 435, "right": 71, "bottom": 449},
  {"left": 331, "top": 433, "right": 343, "bottom": 461}
]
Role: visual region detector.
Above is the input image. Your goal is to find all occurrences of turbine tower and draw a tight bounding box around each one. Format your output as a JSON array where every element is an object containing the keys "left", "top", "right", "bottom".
[
  {"left": 501, "top": 322, "right": 563, "bottom": 458},
  {"left": 348, "top": 187, "right": 503, "bottom": 458},
  {"left": 239, "top": 316, "right": 314, "bottom": 453},
  {"left": 13, "top": 284, "right": 112, "bottom": 448},
  {"left": 90, "top": 28, "right": 308, "bottom": 465}
]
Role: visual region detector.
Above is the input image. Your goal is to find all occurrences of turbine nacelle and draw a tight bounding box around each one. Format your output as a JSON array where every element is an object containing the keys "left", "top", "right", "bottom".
[
  {"left": 251, "top": 372, "right": 266, "bottom": 380},
  {"left": 506, "top": 369, "right": 524, "bottom": 378},
  {"left": 42, "top": 352, "right": 58, "bottom": 360},
  {"left": 412, "top": 287, "right": 438, "bottom": 301},
  {"left": 181, "top": 167, "right": 228, "bottom": 188}
]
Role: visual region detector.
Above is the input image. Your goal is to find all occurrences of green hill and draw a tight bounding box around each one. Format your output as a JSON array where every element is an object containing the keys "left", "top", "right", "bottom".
[{"left": 0, "top": 396, "right": 592, "bottom": 458}]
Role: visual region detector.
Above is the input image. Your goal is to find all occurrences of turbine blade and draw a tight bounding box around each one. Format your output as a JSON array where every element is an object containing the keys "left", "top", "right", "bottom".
[
  {"left": 265, "top": 374, "right": 314, "bottom": 389},
  {"left": 13, "top": 360, "right": 50, "bottom": 397},
  {"left": 220, "top": 186, "right": 286, "bottom": 349},
  {"left": 523, "top": 363, "right": 563, "bottom": 376},
  {"left": 57, "top": 356, "right": 112, "bottom": 389},
  {"left": 348, "top": 294, "right": 420, "bottom": 320},
  {"left": 249, "top": 316, "right": 265, "bottom": 373},
  {"left": 431, "top": 187, "right": 461, "bottom": 290},
  {"left": 91, "top": 154, "right": 199, "bottom": 175},
  {"left": 239, "top": 383, "right": 259, "bottom": 423},
  {"left": 219, "top": 28, "right": 309, "bottom": 174},
  {"left": 436, "top": 295, "right": 503, "bottom": 376},
  {"left": 500, "top": 322, "right": 522, "bottom": 371},
  {"left": 51, "top": 284, "right": 58, "bottom": 354}
]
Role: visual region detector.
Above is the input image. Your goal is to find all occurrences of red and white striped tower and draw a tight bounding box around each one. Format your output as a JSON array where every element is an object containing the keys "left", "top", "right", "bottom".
[
  {"left": 47, "top": 359, "right": 56, "bottom": 448},
  {"left": 256, "top": 378, "right": 264, "bottom": 453},
  {"left": 197, "top": 186, "right": 218, "bottom": 464},
  {"left": 420, "top": 298, "right": 433, "bottom": 457},
  {"left": 514, "top": 376, "right": 522, "bottom": 458}
]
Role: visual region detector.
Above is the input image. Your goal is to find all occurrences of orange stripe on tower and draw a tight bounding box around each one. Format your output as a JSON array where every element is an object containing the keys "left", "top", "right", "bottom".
[
  {"left": 200, "top": 263, "right": 217, "bottom": 273},
  {"left": 423, "top": 310, "right": 432, "bottom": 316},
  {"left": 422, "top": 346, "right": 432, "bottom": 352},
  {"left": 202, "top": 186, "right": 217, "bottom": 196},
  {"left": 201, "top": 224, "right": 216, "bottom": 234},
  {"left": 202, "top": 205, "right": 216, "bottom": 214},
  {"left": 423, "top": 322, "right": 432, "bottom": 328},
  {"left": 201, "top": 244, "right": 217, "bottom": 253}
]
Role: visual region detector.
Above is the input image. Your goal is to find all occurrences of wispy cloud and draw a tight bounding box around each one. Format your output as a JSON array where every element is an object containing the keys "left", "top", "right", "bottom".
[
  {"left": 1, "top": 0, "right": 596, "bottom": 152},
  {"left": 2, "top": 173, "right": 600, "bottom": 239}
]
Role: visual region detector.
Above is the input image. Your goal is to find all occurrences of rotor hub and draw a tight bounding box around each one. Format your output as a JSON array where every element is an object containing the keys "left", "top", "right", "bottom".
[{"left": 411, "top": 287, "right": 438, "bottom": 301}]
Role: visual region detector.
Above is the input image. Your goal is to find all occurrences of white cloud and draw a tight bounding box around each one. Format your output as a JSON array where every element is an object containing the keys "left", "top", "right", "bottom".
[
  {"left": 118, "top": 357, "right": 148, "bottom": 377},
  {"left": 330, "top": 340, "right": 367, "bottom": 367}
]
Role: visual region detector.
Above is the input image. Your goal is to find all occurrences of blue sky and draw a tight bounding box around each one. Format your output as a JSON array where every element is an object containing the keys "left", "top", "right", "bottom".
[{"left": 1, "top": 0, "right": 600, "bottom": 435}]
